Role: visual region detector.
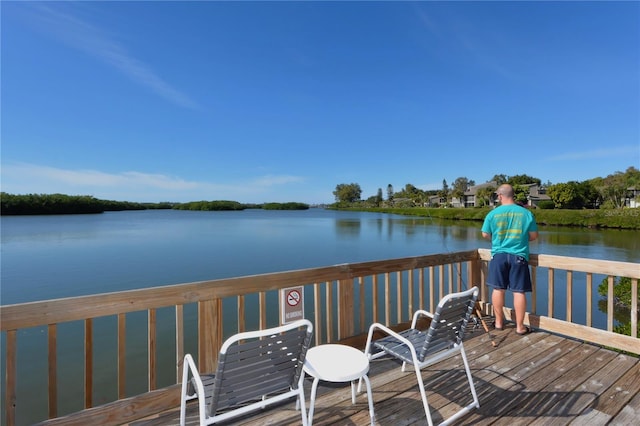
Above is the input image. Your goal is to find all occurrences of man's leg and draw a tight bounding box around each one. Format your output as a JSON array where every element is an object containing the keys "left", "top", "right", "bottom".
[
  {"left": 513, "top": 292, "right": 527, "bottom": 333},
  {"left": 492, "top": 289, "right": 506, "bottom": 329}
]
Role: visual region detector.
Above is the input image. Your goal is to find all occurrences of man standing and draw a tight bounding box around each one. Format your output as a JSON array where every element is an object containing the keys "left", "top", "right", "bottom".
[{"left": 482, "top": 184, "right": 539, "bottom": 335}]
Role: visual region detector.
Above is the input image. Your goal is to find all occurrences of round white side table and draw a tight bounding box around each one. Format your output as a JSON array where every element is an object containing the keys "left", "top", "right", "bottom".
[{"left": 303, "top": 344, "right": 375, "bottom": 426}]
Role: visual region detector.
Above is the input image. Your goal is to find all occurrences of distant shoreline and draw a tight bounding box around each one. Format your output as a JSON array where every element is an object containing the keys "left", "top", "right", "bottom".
[
  {"left": 0, "top": 193, "right": 309, "bottom": 215},
  {"left": 329, "top": 206, "right": 640, "bottom": 230}
]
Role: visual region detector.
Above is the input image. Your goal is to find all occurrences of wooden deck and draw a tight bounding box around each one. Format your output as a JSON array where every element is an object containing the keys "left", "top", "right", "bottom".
[{"left": 129, "top": 324, "right": 640, "bottom": 426}]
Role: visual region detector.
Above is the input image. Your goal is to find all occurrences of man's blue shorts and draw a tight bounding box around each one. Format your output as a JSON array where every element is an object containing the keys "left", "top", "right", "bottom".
[{"left": 487, "top": 253, "right": 532, "bottom": 293}]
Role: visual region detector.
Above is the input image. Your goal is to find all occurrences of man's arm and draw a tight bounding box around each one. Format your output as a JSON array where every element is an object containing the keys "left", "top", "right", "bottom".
[
  {"left": 482, "top": 232, "right": 491, "bottom": 239},
  {"left": 529, "top": 231, "right": 539, "bottom": 241}
]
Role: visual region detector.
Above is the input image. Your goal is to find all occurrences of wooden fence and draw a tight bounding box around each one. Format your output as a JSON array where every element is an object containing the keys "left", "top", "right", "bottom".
[{"left": 1, "top": 249, "right": 638, "bottom": 425}]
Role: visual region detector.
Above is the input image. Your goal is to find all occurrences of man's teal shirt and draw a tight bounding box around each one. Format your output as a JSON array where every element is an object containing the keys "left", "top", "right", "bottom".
[{"left": 482, "top": 204, "right": 538, "bottom": 261}]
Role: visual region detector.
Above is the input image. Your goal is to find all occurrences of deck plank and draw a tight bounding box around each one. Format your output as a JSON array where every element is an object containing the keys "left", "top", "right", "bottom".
[
  {"left": 455, "top": 329, "right": 566, "bottom": 425},
  {"left": 479, "top": 341, "right": 599, "bottom": 426},
  {"left": 609, "top": 389, "right": 640, "bottom": 425},
  {"left": 565, "top": 352, "right": 640, "bottom": 425},
  {"left": 127, "top": 329, "right": 640, "bottom": 426},
  {"left": 524, "top": 346, "right": 619, "bottom": 426},
  {"left": 567, "top": 357, "right": 640, "bottom": 425}
]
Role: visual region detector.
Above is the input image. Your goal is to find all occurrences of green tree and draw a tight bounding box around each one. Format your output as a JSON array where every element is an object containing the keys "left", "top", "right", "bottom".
[
  {"left": 491, "top": 174, "right": 508, "bottom": 185},
  {"left": 598, "top": 176, "right": 626, "bottom": 209},
  {"left": 333, "top": 183, "right": 362, "bottom": 203},
  {"left": 512, "top": 185, "right": 529, "bottom": 205},
  {"left": 365, "top": 193, "right": 381, "bottom": 206},
  {"left": 174, "top": 200, "right": 244, "bottom": 211},
  {"left": 476, "top": 186, "right": 496, "bottom": 207},
  {"left": 386, "top": 184, "right": 394, "bottom": 202},
  {"left": 597, "top": 276, "right": 640, "bottom": 338},
  {"left": 547, "top": 182, "right": 582, "bottom": 209},
  {"left": 626, "top": 166, "right": 640, "bottom": 206},
  {"left": 375, "top": 188, "right": 383, "bottom": 206},
  {"left": 578, "top": 180, "right": 600, "bottom": 209},
  {"left": 546, "top": 181, "right": 598, "bottom": 209},
  {"left": 0, "top": 193, "right": 146, "bottom": 215},
  {"left": 592, "top": 167, "right": 640, "bottom": 209},
  {"left": 509, "top": 174, "right": 541, "bottom": 186},
  {"left": 262, "top": 202, "right": 309, "bottom": 210},
  {"left": 451, "top": 177, "right": 474, "bottom": 205},
  {"left": 438, "top": 179, "right": 450, "bottom": 205},
  {"left": 395, "top": 183, "right": 425, "bottom": 205}
]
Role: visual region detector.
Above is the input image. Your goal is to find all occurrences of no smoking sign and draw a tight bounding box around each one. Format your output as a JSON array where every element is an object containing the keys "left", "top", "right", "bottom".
[
  {"left": 280, "top": 286, "right": 304, "bottom": 324},
  {"left": 286, "top": 289, "right": 301, "bottom": 306}
]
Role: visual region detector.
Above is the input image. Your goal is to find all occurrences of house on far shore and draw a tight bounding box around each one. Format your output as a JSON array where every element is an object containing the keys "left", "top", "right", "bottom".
[
  {"left": 626, "top": 187, "right": 639, "bottom": 208},
  {"left": 462, "top": 181, "right": 498, "bottom": 208},
  {"left": 462, "top": 181, "right": 551, "bottom": 208},
  {"left": 522, "top": 183, "right": 552, "bottom": 208},
  {"left": 422, "top": 184, "right": 637, "bottom": 209},
  {"left": 424, "top": 195, "right": 441, "bottom": 207}
]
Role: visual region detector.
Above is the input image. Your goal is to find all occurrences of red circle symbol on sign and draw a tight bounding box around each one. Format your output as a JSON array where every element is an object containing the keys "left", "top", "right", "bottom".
[{"left": 286, "top": 290, "right": 301, "bottom": 306}]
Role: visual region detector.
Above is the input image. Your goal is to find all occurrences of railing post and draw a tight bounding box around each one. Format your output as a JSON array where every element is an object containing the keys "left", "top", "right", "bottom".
[
  {"left": 84, "top": 318, "right": 93, "bottom": 409},
  {"left": 174, "top": 306, "right": 184, "bottom": 383},
  {"left": 337, "top": 278, "right": 354, "bottom": 340},
  {"left": 118, "top": 313, "right": 127, "bottom": 398},
  {"left": 566, "top": 271, "right": 573, "bottom": 323},
  {"left": 48, "top": 324, "right": 57, "bottom": 419},
  {"left": 632, "top": 279, "right": 638, "bottom": 339},
  {"left": 548, "top": 268, "right": 555, "bottom": 318},
  {"left": 148, "top": 309, "right": 157, "bottom": 391},
  {"left": 198, "top": 298, "right": 222, "bottom": 372},
  {"left": 607, "top": 276, "right": 614, "bottom": 332},
  {"left": 429, "top": 266, "right": 435, "bottom": 311},
  {"left": 6, "top": 330, "right": 17, "bottom": 426},
  {"left": 313, "top": 283, "right": 322, "bottom": 345},
  {"left": 469, "top": 255, "right": 482, "bottom": 300},
  {"left": 372, "top": 274, "right": 379, "bottom": 324},
  {"left": 396, "top": 271, "right": 402, "bottom": 324}
]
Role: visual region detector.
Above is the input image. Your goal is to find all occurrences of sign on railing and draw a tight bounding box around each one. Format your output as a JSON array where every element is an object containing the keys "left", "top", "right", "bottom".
[{"left": 280, "top": 286, "right": 304, "bottom": 324}]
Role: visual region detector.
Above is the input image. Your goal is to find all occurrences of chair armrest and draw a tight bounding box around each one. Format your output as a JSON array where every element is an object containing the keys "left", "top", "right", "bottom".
[
  {"left": 365, "top": 322, "right": 420, "bottom": 362},
  {"left": 410, "top": 309, "right": 434, "bottom": 329},
  {"left": 181, "top": 354, "right": 207, "bottom": 424},
  {"left": 182, "top": 354, "right": 204, "bottom": 397}
]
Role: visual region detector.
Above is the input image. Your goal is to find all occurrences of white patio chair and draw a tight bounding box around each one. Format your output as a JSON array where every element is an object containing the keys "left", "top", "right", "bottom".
[
  {"left": 180, "top": 319, "right": 313, "bottom": 426},
  {"left": 362, "top": 286, "right": 480, "bottom": 426}
]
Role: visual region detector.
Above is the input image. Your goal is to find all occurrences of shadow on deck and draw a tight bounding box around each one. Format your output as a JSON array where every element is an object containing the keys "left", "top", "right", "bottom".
[{"left": 130, "top": 325, "right": 640, "bottom": 426}]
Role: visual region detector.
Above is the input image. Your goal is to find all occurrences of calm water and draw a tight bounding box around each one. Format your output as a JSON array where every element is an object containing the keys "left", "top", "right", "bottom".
[
  {"left": 1, "top": 208, "right": 639, "bottom": 305},
  {"left": 1, "top": 209, "right": 639, "bottom": 425}
]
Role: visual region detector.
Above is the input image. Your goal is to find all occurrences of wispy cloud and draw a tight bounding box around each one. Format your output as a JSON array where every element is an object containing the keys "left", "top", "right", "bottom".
[
  {"left": 2, "top": 162, "right": 199, "bottom": 190},
  {"left": 1, "top": 163, "right": 308, "bottom": 202},
  {"left": 25, "top": 3, "right": 198, "bottom": 109},
  {"left": 546, "top": 145, "right": 640, "bottom": 161},
  {"left": 252, "top": 175, "right": 306, "bottom": 187}
]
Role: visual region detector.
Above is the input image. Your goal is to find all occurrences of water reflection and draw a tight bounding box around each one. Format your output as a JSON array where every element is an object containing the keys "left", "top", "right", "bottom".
[{"left": 335, "top": 218, "right": 361, "bottom": 237}]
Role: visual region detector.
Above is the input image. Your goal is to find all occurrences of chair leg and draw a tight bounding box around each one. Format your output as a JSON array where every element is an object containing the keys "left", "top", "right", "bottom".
[
  {"left": 359, "top": 335, "right": 374, "bottom": 394},
  {"left": 179, "top": 384, "right": 187, "bottom": 426},
  {"left": 298, "top": 375, "right": 309, "bottom": 426},
  {"left": 439, "top": 346, "right": 480, "bottom": 426},
  {"left": 361, "top": 374, "right": 376, "bottom": 426},
  {"left": 460, "top": 345, "right": 480, "bottom": 409},
  {"left": 413, "top": 363, "right": 434, "bottom": 426},
  {"left": 308, "top": 377, "right": 320, "bottom": 426}
]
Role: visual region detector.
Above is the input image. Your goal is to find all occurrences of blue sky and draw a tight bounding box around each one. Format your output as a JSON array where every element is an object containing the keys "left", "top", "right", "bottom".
[{"left": 2, "top": 1, "right": 639, "bottom": 204}]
